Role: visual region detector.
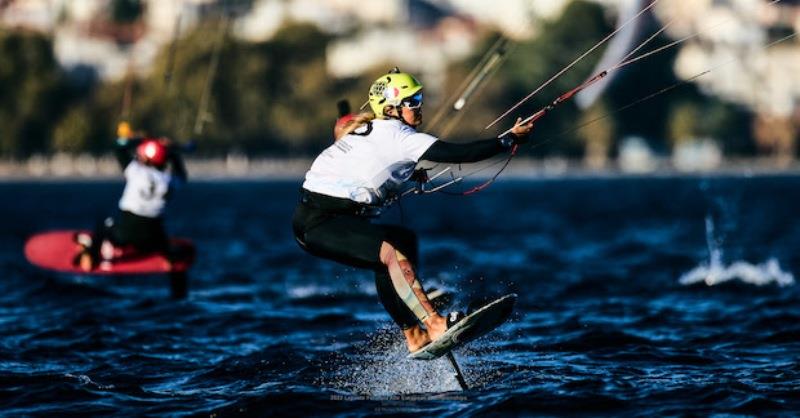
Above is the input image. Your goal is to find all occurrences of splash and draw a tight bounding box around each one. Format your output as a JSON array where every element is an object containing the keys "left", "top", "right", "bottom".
[
  {"left": 679, "top": 258, "right": 795, "bottom": 287},
  {"left": 317, "top": 325, "right": 505, "bottom": 395},
  {"left": 65, "top": 373, "right": 115, "bottom": 390},
  {"left": 679, "top": 216, "right": 795, "bottom": 287}
]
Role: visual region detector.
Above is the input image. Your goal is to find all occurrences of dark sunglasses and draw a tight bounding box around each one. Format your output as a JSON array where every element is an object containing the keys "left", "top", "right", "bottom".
[{"left": 402, "top": 92, "right": 423, "bottom": 110}]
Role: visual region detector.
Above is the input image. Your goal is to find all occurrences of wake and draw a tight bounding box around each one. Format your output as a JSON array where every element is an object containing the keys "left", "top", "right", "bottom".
[{"left": 679, "top": 216, "right": 794, "bottom": 287}]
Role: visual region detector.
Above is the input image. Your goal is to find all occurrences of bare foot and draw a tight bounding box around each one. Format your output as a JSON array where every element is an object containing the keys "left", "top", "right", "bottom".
[
  {"left": 423, "top": 314, "right": 447, "bottom": 341},
  {"left": 77, "top": 252, "right": 93, "bottom": 272},
  {"left": 403, "top": 326, "right": 431, "bottom": 352}
]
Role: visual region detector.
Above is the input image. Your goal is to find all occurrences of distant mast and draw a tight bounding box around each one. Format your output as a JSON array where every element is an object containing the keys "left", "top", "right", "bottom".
[{"left": 575, "top": 0, "right": 647, "bottom": 109}]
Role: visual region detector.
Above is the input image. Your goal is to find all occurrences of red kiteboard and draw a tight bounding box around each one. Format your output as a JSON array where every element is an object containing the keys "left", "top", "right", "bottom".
[{"left": 24, "top": 230, "right": 195, "bottom": 275}]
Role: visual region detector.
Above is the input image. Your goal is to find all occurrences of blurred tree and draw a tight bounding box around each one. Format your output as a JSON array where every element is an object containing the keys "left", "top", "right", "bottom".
[
  {"left": 0, "top": 3, "right": 764, "bottom": 160},
  {"left": 52, "top": 105, "right": 94, "bottom": 152},
  {"left": 578, "top": 100, "right": 615, "bottom": 168},
  {"left": 0, "top": 30, "right": 70, "bottom": 158},
  {"left": 222, "top": 22, "right": 336, "bottom": 154},
  {"left": 103, "top": 20, "right": 352, "bottom": 155},
  {"left": 668, "top": 101, "right": 700, "bottom": 146},
  {"left": 705, "top": 102, "right": 753, "bottom": 156},
  {"left": 440, "top": 1, "right": 611, "bottom": 157},
  {"left": 668, "top": 99, "right": 753, "bottom": 154},
  {"left": 598, "top": 14, "right": 757, "bottom": 156}
]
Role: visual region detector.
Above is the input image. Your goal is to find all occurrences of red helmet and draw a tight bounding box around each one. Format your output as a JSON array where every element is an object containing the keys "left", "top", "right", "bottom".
[
  {"left": 335, "top": 113, "right": 355, "bottom": 129},
  {"left": 136, "top": 139, "right": 168, "bottom": 167},
  {"left": 333, "top": 113, "right": 355, "bottom": 140}
]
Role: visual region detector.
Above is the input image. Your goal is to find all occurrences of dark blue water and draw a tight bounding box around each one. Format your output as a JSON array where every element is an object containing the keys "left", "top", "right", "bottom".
[{"left": 1, "top": 177, "right": 799, "bottom": 416}]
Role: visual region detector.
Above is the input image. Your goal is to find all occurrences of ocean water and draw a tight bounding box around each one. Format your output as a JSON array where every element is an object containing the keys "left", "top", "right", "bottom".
[{"left": 1, "top": 176, "right": 799, "bottom": 416}]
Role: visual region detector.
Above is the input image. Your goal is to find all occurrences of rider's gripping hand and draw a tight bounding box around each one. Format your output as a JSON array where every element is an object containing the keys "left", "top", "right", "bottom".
[{"left": 499, "top": 117, "right": 535, "bottom": 148}]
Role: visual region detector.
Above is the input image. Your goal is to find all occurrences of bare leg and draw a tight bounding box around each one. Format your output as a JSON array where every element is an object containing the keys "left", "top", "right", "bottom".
[{"left": 380, "top": 242, "right": 447, "bottom": 350}]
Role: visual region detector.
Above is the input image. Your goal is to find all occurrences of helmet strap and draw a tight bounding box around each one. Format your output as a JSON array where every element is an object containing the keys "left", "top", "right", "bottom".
[
  {"left": 383, "top": 105, "right": 400, "bottom": 119},
  {"left": 385, "top": 105, "right": 417, "bottom": 127}
]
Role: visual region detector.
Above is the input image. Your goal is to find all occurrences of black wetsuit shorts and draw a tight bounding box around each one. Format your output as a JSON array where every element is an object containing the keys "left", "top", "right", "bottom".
[{"left": 292, "top": 189, "right": 420, "bottom": 329}]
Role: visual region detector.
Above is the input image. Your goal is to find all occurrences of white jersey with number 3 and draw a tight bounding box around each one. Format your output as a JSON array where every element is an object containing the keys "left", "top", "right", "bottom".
[
  {"left": 118, "top": 161, "right": 174, "bottom": 218},
  {"left": 302, "top": 119, "right": 437, "bottom": 205}
]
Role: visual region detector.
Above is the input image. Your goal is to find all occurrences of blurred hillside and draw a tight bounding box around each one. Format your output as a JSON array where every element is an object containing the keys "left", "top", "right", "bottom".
[{"left": 0, "top": 0, "right": 798, "bottom": 172}]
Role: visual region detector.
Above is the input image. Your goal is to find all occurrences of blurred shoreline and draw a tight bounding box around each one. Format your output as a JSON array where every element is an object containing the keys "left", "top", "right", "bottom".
[{"left": 2, "top": 155, "right": 800, "bottom": 181}]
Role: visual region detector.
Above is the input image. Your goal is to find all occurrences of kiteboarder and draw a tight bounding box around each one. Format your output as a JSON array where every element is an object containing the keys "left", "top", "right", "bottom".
[
  {"left": 334, "top": 99, "right": 356, "bottom": 141},
  {"left": 74, "top": 123, "right": 188, "bottom": 271},
  {"left": 292, "top": 70, "right": 533, "bottom": 352}
]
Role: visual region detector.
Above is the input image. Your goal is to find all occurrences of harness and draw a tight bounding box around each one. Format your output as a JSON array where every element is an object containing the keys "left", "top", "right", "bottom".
[{"left": 299, "top": 189, "right": 383, "bottom": 218}]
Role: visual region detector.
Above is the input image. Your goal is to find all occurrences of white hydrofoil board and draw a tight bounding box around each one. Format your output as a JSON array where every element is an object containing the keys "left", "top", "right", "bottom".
[{"left": 408, "top": 293, "right": 516, "bottom": 360}]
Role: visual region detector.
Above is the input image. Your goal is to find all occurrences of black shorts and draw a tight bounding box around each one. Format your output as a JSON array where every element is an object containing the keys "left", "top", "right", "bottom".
[
  {"left": 106, "top": 210, "right": 169, "bottom": 253},
  {"left": 291, "top": 190, "right": 422, "bottom": 329},
  {"left": 292, "top": 193, "right": 419, "bottom": 270}
]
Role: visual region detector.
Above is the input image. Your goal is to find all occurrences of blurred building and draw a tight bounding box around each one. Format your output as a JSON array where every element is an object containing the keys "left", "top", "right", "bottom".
[
  {"left": 0, "top": 0, "right": 218, "bottom": 80},
  {"left": 618, "top": 136, "right": 658, "bottom": 173},
  {"left": 0, "top": 0, "right": 540, "bottom": 83},
  {"left": 656, "top": 0, "right": 800, "bottom": 161}
]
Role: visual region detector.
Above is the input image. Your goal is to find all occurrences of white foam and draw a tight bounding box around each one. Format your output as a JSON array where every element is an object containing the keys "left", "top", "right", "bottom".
[
  {"left": 679, "top": 215, "right": 795, "bottom": 287},
  {"left": 286, "top": 279, "right": 376, "bottom": 299},
  {"left": 679, "top": 257, "right": 795, "bottom": 287},
  {"left": 64, "top": 373, "right": 115, "bottom": 390}
]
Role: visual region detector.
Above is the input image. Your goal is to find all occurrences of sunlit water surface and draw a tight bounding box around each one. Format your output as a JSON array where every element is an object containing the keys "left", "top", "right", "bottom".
[{"left": 1, "top": 177, "right": 799, "bottom": 416}]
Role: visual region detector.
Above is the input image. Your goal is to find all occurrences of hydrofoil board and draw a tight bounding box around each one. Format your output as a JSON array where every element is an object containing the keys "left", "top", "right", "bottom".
[
  {"left": 24, "top": 230, "right": 194, "bottom": 275},
  {"left": 409, "top": 293, "right": 516, "bottom": 360}
]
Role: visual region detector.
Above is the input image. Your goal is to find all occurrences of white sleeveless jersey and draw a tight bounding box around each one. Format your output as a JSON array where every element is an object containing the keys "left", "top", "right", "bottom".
[
  {"left": 302, "top": 119, "right": 437, "bottom": 205},
  {"left": 118, "top": 161, "right": 174, "bottom": 218}
]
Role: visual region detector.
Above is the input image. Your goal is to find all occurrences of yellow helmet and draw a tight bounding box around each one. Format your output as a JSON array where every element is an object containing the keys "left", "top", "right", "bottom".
[{"left": 368, "top": 72, "right": 423, "bottom": 118}]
